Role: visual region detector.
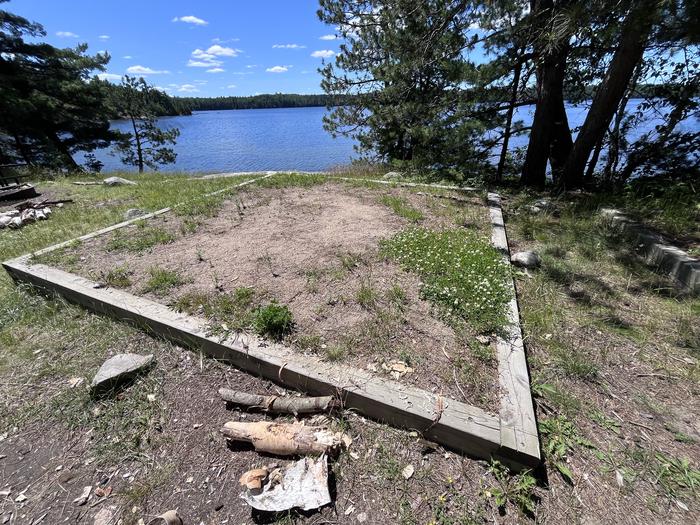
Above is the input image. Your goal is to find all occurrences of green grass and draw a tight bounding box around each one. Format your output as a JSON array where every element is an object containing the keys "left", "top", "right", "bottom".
[
  {"left": 107, "top": 224, "right": 175, "bottom": 253},
  {"left": 380, "top": 195, "right": 424, "bottom": 222},
  {"left": 104, "top": 265, "right": 132, "bottom": 288},
  {"left": 356, "top": 280, "right": 379, "bottom": 309},
  {"left": 173, "top": 286, "right": 257, "bottom": 332},
  {"left": 382, "top": 228, "right": 510, "bottom": 333},
  {"left": 142, "top": 267, "right": 186, "bottom": 295},
  {"left": 253, "top": 302, "right": 294, "bottom": 340}
]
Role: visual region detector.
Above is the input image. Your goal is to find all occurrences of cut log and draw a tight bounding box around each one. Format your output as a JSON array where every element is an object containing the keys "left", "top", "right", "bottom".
[
  {"left": 219, "top": 388, "right": 338, "bottom": 415},
  {"left": 221, "top": 421, "right": 350, "bottom": 456}
]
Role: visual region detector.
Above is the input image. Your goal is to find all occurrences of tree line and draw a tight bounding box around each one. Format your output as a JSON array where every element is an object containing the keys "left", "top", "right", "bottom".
[
  {"left": 178, "top": 93, "right": 351, "bottom": 112},
  {"left": 318, "top": 0, "right": 700, "bottom": 188}
]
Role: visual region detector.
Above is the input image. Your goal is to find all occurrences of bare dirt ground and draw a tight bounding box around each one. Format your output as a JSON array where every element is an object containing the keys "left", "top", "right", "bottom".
[
  {"left": 50, "top": 182, "right": 498, "bottom": 411},
  {"left": 3, "top": 176, "right": 698, "bottom": 525}
]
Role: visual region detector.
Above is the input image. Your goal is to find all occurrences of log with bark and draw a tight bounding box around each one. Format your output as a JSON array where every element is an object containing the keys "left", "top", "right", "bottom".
[
  {"left": 221, "top": 421, "right": 351, "bottom": 456},
  {"left": 219, "top": 388, "right": 339, "bottom": 415}
]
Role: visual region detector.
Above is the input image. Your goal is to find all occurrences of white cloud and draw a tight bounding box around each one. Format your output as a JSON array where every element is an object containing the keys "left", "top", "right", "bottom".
[
  {"left": 123, "top": 55, "right": 133, "bottom": 59},
  {"left": 177, "top": 84, "right": 199, "bottom": 92},
  {"left": 319, "top": 34, "right": 337, "bottom": 40},
  {"left": 98, "top": 35, "right": 110, "bottom": 40},
  {"left": 188, "top": 45, "right": 239, "bottom": 68},
  {"left": 97, "top": 73, "right": 122, "bottom": 82},
  {"left": 56, "top": 31, "right": 79, "bottom": 38},
  {"left": 206, "top": 44, "right": 239, "bottom": 57},
  {"left": 311, "top": 50, "right": 335, "bottom": 58},
  {"left": 272, "top": 44, "right": 306, "bottom": 49},
  {"left": 126, "top": 65, "right": 170, "bottom": 75},
  {"left": 206, "top": 67, "right": 225, "bottom": 73},
  {"left": 227, "top": 84, "right": 237, "bottom": 89},
  {"left": 266, "top": 65, "right": 288, "bottom": 73},
  {"left": 212, "top": 37, "right": 240, "bottom": 43},
  {"left": 172, "top": 15, "right": 208, "bottom": 26},
  {"left": 188, "top": 59, "right": 222, "bottom": 68},
  {"left": 246, "top": 65, "right": 257, "bottom": 69}
]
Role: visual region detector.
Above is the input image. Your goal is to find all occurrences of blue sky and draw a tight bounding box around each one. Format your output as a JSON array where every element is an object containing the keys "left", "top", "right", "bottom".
[{"left": 9, "top": 0, "right": 340, "bottom": 97}]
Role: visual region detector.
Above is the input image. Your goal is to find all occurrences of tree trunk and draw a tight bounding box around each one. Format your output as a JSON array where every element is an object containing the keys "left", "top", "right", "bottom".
[
  {"left": 130, "top": 116, "right": 144, "bottom": 173},
  {"left": 496, "top": 51, "right": 524, "bottom": 182},
  {"left": 13, "top": 135, "right": 34, "bottom": 165},
  {"left": 47, "top": 131, "right": 82, "bottom": 171},
  {"left": 521, "top": 0, "right": 573, "bottom": 187},
  {"left": 562, "top": 1, "right": 658, "bottom": 188}
]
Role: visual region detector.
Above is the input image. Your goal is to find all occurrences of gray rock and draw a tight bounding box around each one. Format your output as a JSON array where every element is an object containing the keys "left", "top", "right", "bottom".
[
  {"left": 103, "top": 176, "right": 136, "bottom": 187},
  {"left": 383, "top": 171, "right": 403, "bottom": 180},
  {"left": 124, "top": 208, "right": 146, "bottom": 220},
  {"left": 511, "top": 251, "right": 541, "bottom": 269},
  {"left": 90, "top": 353, "right": 154, "bottom": 396},
  {"left": 528, "top": 198, "right": 555, "bottom": 214}
]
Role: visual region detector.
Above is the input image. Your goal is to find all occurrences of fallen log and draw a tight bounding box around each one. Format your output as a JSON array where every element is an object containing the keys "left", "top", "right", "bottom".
[
  {"left": 221, "top": 421, "right": 351, "bottom": 456},
  {"left": 219, "top": 388, "right": 338, "bottom": 415}
]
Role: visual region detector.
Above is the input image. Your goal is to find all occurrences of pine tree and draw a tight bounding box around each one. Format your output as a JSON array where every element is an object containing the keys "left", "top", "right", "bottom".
[
  {"left": 112, "top": 76, "right": 180, "bottom": 173},
  {"left": 318, "top": 0, "right": 491, "bottom": 176},
  {"left": 0, "top": 1, "right": 118, "bottom": 170}
]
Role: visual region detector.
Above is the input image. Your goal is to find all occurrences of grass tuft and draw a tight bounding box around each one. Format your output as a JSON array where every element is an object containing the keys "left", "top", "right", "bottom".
[
  {"left": 253, "top": 302, "right": 294, "bottom": 340},
  {"left": 143, "top": 267, "right": 186, "bottom": 295}
]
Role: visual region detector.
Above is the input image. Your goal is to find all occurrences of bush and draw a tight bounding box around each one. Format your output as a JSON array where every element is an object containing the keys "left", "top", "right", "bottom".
[{"left": 253, "top": 302, "right": 294, "bottom": 340}]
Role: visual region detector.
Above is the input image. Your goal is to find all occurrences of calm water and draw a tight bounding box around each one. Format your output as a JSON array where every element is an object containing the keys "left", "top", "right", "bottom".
[
  {"left": 89, "top": 101, "right": 698, "bottom": 173},
  {"left": 91, "top": 106, "right": 357, "bottom": 173}
]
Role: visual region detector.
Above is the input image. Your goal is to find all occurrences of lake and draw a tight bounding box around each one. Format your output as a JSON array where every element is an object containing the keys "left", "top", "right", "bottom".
[{"left": 89, "top": 101, "right": 697, "bottom": 173}]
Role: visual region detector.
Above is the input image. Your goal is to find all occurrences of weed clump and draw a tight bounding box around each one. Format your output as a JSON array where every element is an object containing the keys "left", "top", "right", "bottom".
[
  {"left": 382, "top": 228, "right": 510, "bottom": 332},
  {"left": 253, "top": 302, "right": 294, "bottom": 340},
  {"left": 143, "top": 267, "right": 186, "bottom": 295}
]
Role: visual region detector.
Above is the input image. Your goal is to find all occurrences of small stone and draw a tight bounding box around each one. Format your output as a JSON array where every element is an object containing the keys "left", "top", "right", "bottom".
[
  {"left": 124, "top": 208, "right": 146, "bottom": 221},
  {"left": 147, "top": 394, "right": 156, "bottom": 402},
  {"left": 383, "top": 171, "right": 402, "bottom": 180},
  {"left": 68, "top": 377, "right": 84, "bottom": 389},
  {"left": 93, "top": 506, "right": 117, "bottom": 525},
  {"left": 0, "top": 488, "right": 11, "bottom": 497},
  {"left": 476, "top": 335, "right": 490, "bottom": 345},
  {"left": 103, "top": 176, "right": 136, "bottom": 186},
  {"left": 90, "top": 354, "right": 154, "bottom": 396},
  {"left": 73, "top": 486, "right": 92, "bottom": 506},
  {"left": 401, "top": 464, "right": 415, "bottom": 480},
  {"left": 511, "top": 251, "right": 541, "bottom": 269},
  {"left": 357, "top": 512, "right": 368, "bottom": 523},
  {"left": 14, "top": 493, "right": 27, "bottom": 503}
]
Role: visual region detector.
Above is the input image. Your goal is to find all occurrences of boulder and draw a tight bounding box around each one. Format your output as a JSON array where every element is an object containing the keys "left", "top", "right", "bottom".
[
  {"left": 124, "top": 208, "right": 147, "bottom": 221},
  {"left": 103, "top": 176, "right": 136, "bottom": 187},
  {"left": 383, "top": 171, "right": 403, "bottom": 180},
  {"left": 511, "top": 251, "right": 541, "bottom": 269},
  {"left": 90, "top": 353, "right": 154, "bottom": 396}
]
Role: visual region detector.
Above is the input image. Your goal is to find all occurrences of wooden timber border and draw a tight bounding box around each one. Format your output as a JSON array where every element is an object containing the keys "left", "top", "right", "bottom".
[
  {"left": 601, "top": 208, "right": 699, "bottom": 294},
  {"left": 3, "top": 172, "right": 540, "bottom": 470}
]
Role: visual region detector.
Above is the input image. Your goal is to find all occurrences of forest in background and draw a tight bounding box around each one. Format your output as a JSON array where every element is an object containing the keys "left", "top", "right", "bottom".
[{"left": 1, "top": 0, "right": 699, "bottom": 189}]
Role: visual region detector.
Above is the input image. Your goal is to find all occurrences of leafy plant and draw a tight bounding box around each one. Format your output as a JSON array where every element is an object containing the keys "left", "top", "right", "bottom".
[
  {"left": 253, "top": 302, "right": 294, "bottom": 340},
  {"left": 539, "top": 416, "right": 594, "bottom": 484},
  {"left": 485, "top": 460, "right": 538, "bottom": 516}
]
